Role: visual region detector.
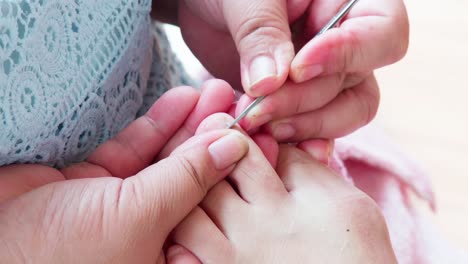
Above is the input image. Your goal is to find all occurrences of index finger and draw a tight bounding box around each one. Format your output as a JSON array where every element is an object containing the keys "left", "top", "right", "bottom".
[{"left": 290, "top": 0, "right": 409, "bottom": 82}]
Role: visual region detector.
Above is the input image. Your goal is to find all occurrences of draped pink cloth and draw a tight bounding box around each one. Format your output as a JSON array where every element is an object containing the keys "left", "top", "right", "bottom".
[{"left": 332, "top": 125, "right": 468, "bottom": 263}]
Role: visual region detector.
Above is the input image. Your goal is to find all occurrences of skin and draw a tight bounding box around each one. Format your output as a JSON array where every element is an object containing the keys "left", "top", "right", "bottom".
[
  {"left": 0, "top": 81, "right": 250, "bottom": 264},
  {"left": 2, "top": 0, "right": 409, "bottom": 260},
  {"left": 0, "top": 80, "right": 396, "bottom": 263},
  {"left": 166, "top": 113, "right": 397, "bottom": 264},
  {"left": 152, "top": 0, "right": 409, "bottom": 141}
]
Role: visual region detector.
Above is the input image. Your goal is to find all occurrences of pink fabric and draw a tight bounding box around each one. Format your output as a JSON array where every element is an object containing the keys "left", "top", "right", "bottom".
[{"left": 334, "top": 124, "right": 468, "bottom": 263}]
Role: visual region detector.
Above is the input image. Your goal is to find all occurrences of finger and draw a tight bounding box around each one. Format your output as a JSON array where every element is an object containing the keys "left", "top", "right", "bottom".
[
  {"left": 121, "top": 130, "right": 249, "bottom": 235},
  {"left": 158, "top": 79, "right": 236, "bottom": 159},
  {"left": 276, "top": 145, "right": 350, "bottom": 196},
  {"left": 166, "top": 245, "right": 202, "bottom": 264},
  {"left": 195, "top": 108, "right": 279, "bottom": 168},
  {"left": 191, "top": 0, "right": 294, "bottom": 96},
  {"left": 171, "top": 207, "right": 233, "bottom": 263},
  {"left": 264, "top": 74, "right": 380, "bottom": 141},
  {"left": 228, "top": 0, "right": 294, "bottom": 96},
  {"left": 239, "top": 74, "right": 344, "bottom": 130},
  {"left": 196, "top": 113, "right": 287, "bottom": 204},
  {"left": 306, "top": 0, "right": 406, "bottom": 34},
  {"left": 179, "top": 1, "right": 243, "bottom": 90},
  {"left": 85, "top": 86, "right": 200, "bottom": 179},
  {"left": 291, "top": 0, "right": 409, "bottom": 82}
]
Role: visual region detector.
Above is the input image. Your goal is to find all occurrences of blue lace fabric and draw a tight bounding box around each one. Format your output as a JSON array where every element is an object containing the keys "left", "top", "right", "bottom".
[{"left": 0, "top": 0, "right": 191, "bottom": 167}]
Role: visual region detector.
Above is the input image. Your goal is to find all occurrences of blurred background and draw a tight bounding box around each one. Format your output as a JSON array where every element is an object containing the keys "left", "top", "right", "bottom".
[
  {"left": 376, "top": 0, "right": 468, "bottom": 250},
  {"left": 375, "top": 0, "right": 468, "bottom": 249},
  {"left": 165, "top": 0, "right": 468, "bottom": 249}
]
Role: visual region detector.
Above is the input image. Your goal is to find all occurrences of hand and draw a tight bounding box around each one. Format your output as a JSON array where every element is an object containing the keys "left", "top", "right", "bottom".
[
  {"left": 177, "top": 0, "right": 409, "bottom": 141},
  {"left": 166, "top": 113, "right": 397, "bottom": 264},
  {"left": 0, "top": 81, "right": 250, "bottom": 263},
  {"left": 178, "top": 0, "right": 295, "bottom": 96}
]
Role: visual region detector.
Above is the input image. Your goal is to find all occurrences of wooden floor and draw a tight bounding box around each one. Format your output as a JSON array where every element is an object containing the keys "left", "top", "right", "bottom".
[
  {"left": 375, "top": 0, "right": 468, "bottom": 250},
  {"left": 166, "top": 0, "right": 468, "bottom": 250}
]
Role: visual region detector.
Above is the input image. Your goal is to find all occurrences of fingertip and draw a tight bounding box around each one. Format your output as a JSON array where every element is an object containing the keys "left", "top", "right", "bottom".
[
  {"left": 244, "top": 73, "right": 281, "bottom": 97},
  {"left": 294, "top": 17, "right": 406, "bottom": 78},
  {"left": 146, "top": 86, "right": 200, "bottom": 121},
  {"left": 235, "top": 95, "right": 273, "bottom": 131},
  {"left": 198, "top": 79, "right": 236, "bottom": 110},
  {"left": 290, "top": 64, "right": 324, "bottom": 83},
  {"left": 235, "top": 94, "right": 255, "bottom": 117},
  {"left": 290, "top": 37, "right": 327, "bottom": 83},
  {"left": 234, "top": 95, "right": 254, "bottom": 130},
  {"left": 242, "top": 44, "right": 294, "bottom": 97},
  {"left": 155, "top": 81, "right": 237, "bottom": 159},
  {"left": 200, "top": 78, "right": 234, "bottom": 95},
  {"left": 170, "top": 85, "right": 200, "bottom": 97},
  {"left": 208, "top": 131, "right": 249, "bottom": 170},
  {"left": 196, "top": 113, "right": 237, "bottom": 135}
]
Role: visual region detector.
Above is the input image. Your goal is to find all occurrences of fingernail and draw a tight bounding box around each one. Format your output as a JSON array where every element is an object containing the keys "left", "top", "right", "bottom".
[
  {"left": 245, "top": 105, "right": 272, "bottom": 130},
  {"left": 248, "top": 55, "right": 277, "bottom": 92},
  {"left": 272, "top": 122, "right": 296, "bottom": 141},
  {"left": 208, "top": 132, "right": 249, "bottom": 170},
  {"left": 293, "top": 64, "right": 323, "bottom": 83}
]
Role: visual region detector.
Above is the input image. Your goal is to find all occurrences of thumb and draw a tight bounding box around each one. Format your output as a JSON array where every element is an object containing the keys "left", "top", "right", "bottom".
[
  {"left": 223, "top": 0, "right": 294, "bottom": 96},
  {"left": 123, "top": 130, "right": 249, "bottom": 235}
]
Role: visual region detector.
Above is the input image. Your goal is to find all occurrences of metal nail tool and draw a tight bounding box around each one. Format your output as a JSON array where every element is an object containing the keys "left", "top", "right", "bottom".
[{"left": 227, "top": 0, "right": 360, "bottom": 129}]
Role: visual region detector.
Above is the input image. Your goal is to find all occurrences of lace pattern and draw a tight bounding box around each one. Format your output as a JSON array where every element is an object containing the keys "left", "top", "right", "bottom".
[{"left": 0, "top": 1, "right": 190, "bottom": 167}]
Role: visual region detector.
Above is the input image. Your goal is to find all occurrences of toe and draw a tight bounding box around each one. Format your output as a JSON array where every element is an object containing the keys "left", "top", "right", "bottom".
[
  {"left": 172, "top": 207, "right": 232, "bottom": 264},
  {"left": 201, "top": 181, "right": 248, "bottom": 237},
  {"left": 276, "top": 145, "right": 352, "bottom": 200},
  {"left": 196, "top": 113, "right": 288, "bottom": 204}
]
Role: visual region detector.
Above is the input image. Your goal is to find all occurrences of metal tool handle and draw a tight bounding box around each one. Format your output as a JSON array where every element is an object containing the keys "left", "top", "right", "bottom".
[{"left": 317, "top": 0, "right": 359, "bottom": 35}]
